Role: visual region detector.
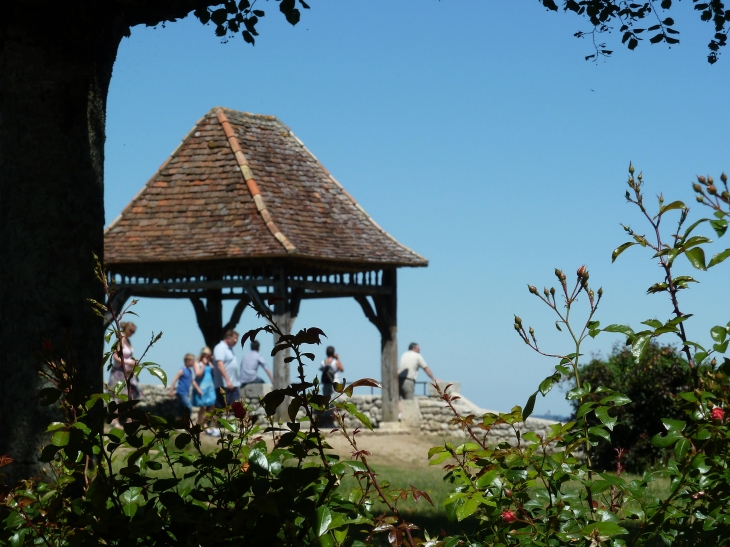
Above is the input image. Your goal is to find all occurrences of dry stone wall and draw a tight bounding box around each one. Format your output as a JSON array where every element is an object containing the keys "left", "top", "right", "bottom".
[{"left": 134, "top": 383, "right": 558, "bottom": 445}]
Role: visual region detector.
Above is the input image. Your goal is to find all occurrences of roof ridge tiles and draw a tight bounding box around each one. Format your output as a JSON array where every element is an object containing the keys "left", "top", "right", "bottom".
[
  {"left": 286, "top": 129, "right": 429, "bottom": 265},
  {"left": 215, "top": 108, "right": 297, "bottom": 254}
]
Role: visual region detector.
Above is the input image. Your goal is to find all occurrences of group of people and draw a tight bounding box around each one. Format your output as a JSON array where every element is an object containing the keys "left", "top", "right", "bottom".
[
  {"left": 168, "top": 329, "right": 274, "bottom": 435},
  {"left": 108, "top": 322, "right": 438, "bottom": 431}
]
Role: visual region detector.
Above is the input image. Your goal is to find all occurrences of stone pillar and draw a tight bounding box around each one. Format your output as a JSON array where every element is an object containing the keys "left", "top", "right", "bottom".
[{"left": 272, "top": 311, "right": 295, "bottom": 420}]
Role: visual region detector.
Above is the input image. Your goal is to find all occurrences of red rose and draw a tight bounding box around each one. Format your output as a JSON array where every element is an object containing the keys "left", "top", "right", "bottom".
[
  {"left": 231, "top": 401, "right": 246, "bottom": 419},
  {"left": 711, "top": 407, "right": 725, "bottom": 421},
  {"left": 501, "top": 510, "right": 517, "bottom": 523}
]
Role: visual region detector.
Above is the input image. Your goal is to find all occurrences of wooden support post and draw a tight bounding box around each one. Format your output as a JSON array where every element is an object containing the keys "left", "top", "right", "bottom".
[
  {"left": 378, "top": 270, "right": 398, "bottom": 423},
  {"left": 354, "top": 269, "right": 399, "bottom": 424}
]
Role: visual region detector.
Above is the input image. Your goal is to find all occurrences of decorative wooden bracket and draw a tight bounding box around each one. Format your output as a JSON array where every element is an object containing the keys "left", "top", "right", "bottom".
[{"left": 191, "top": 292, "right": 251, "bottom": 348}]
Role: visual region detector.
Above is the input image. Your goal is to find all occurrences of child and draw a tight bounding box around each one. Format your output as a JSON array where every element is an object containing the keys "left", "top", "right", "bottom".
[{"left": 169, "top": 353, "right": 201, "bottom": 418}]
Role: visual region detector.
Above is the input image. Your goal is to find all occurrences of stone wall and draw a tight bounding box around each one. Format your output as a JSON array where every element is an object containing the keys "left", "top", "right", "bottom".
[{"left": 135, "top": 383, "right": 558, "bottom": 445}]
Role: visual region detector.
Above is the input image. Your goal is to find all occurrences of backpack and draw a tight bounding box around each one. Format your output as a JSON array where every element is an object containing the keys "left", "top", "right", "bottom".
[{"left": 320, "top": 360, "right": 336, "bottom": 384}]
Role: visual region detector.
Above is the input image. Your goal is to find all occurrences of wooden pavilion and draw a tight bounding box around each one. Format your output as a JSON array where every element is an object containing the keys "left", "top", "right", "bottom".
[{"left": 104, "top": 107, "right": 428, "bottom": 423}]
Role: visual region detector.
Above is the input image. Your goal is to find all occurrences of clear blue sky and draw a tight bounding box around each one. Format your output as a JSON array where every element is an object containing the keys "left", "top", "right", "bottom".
[{"left": 104, "top": 2, "right": 730, "bottom": 417}]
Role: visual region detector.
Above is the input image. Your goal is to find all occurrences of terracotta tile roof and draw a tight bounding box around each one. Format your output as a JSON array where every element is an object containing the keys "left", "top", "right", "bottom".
[{"left": 105, "top": 107, "right": 427, "bottom": 270}]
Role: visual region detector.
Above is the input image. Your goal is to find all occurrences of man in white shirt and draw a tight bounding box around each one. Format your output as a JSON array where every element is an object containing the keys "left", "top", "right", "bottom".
[
  {"left": 398, "top": 342, "right": 436, "bottom": 400},
  {"left": 213, "top": 329, "right": 240, "bottom": 408}
]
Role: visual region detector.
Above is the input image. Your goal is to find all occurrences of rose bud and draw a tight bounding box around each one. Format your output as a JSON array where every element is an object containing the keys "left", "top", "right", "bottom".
[
  {"left": 722, "top": 173, "right": 727, "bottom": 183},
  {"left": 697, "top": 175, "right": 706, "bottom": 184},
  {"left": 707, "top": 185, "right": 717, "bottom": 195},
  {"left": 693, "top": 183, "right": 703, "bottom": 193},
  {"left": 504, "top": 489, "right": 513, "bottom": 497},
  {"left": 514, "top": 315, "right": 522, "bottom": 325},
  {"left": 231, "top": 401, "right": 247, "bottom": 419},
  {"left": 708, "top": 176, "right": 714, "bottom": 184},
  {"left": 501, "top": 510, "right": 517, "bottom": 523},
  {"left": 528, "top": 285, "right": 538, "bottom": 295},
  {"left": 711, "top": 407, "right": 725, "bottom": 422},
  {"left": 629, "top": 163, "right": 635, "bottom": 174}
]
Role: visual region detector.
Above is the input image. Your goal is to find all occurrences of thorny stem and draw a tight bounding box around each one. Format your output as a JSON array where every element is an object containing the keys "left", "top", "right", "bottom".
[
  {"left": 18, "top": 504, "right": 52, "bottom": 547},
  {"left": 627, "top": 179, "right": 697, "bottom": 383},
  {"left": 438, "top": 387, "right": 488, "bottom": 450}
]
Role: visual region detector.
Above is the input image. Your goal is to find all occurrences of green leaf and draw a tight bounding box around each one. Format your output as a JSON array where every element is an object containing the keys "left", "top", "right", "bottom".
[
  {"left": 588, "top": 426, "right": 611, "bottom": 442},
  {"left": 685, "top": 247, "right": 707, "bottom": 271},
  {"left": 248, "top": 448, "right": 269, "bottom": 474},
  {"left": 714, "top": 340, "right": 729, "bottom": 353},
  {"left": 642, "top": 319, "right": 662, "bottom": 328},
  {"left": 652, "top": 430, "right": 682, "bottom": 448},
  {"left": 52, "top": 430, "right": 70, "bottom": 447},
  {"left": 692, "top": 454, "right": 711, "bottom": 474},
  {"left": 646, "top": 283, "right": 668, "bottom": 294},
  {"left": 475, "top": 469, "right": 498, "bottom": 489},
  {"left": 566, "top": 386, "right": 590, "bottom": 400},
  {"left": 539, "top": 374, "right": 558, "bottom": 396},
  {"left": 708, "top": 248, "right": 730, "bottom": 268},
  {"left": 456, "top": 498, "right": 479, "bottom": 521},
  {"left": 315, "top": 506, "right": 332, "bottom": 537},
  {"left": 595, "top": 406, "right": 617, "bottom": 431},
  {"left": 577, "top": 401, "right": 596, "bottom": 418},
  {"left": 600, "top": 393, "right": 631, "bottom": 406},
  {"left": 603, "top": 324, "right": 635, "bottom": 337},
  {"left": 343, "top": 460, "right": 368, "bottom": 472},
  {"left": 353, "top": 410, "right": 373, "bottom": 431},
  {"left": 174, "top": 433, "right": 192, "bottom": 449},
  {"left": 683, "top": 218, "right": 709, "bottom": 239},
  {"left": 146, "top": 366, "right": 167, "bottom": 387},
  {"left": 710, "top": 218, "right": 728, "bottom": 237},
  {"left": 662, "top": 418, "right": 686, "bottom": 432},
  {"left": 672, "top": 276, "right": 699, "bottom": 290},
  {"left": 631, "top": 333, "right": 652, "bottom": 364},
  {"left": 674, "top": 437, "right": 691, "bottom": 461},
  {"left": 612, "top": 242, "right": 636, "bottom": 262},
  {"left": 523, "top": 392, "right": 537, "bottom": 421},
  {"left": 683, "top": 235, "right": 711, "bottom": 250},
  {"left": 659, "top": 200, "right": 686, "bottom": 215},
  {"left": 711, "top": 326, "right": 728, "bottom": 344}
]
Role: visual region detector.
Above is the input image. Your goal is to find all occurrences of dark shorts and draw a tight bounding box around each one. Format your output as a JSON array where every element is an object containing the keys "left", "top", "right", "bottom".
[
  {"left": 399, "top": 377, "right": 415, "bottom": 400},
  {"left": 215, "top": 387, "right": 241, "bottom": 409}
]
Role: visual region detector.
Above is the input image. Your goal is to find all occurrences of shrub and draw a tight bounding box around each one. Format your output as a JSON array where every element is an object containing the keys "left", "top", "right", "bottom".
[{"left": 567, "top": 342, "right": 693, "bottom": 472}]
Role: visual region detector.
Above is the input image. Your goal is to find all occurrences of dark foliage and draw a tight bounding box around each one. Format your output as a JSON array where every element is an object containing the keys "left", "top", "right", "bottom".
[{"left": 569, "top": 342, "right": 693, "bottom": 472}]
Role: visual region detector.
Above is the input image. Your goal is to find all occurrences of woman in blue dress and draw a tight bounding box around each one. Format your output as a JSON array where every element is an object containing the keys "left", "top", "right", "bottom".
[{"left": 192, "top": 347, "right": 216, "bottom": 428}]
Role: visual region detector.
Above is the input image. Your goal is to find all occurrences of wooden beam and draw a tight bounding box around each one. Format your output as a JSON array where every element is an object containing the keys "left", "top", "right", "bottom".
[
  {"left": 374, "top": 270, "right": 398, "bottom": 424},
  {"left": 289, "top": 279, "right": 392, "bottom": 294},
  {"left": 117, "top": 277, "right": 275, "bottom": 292},
  {"left": 126, "top": 291, "right": 256, "bottom": 300}
]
